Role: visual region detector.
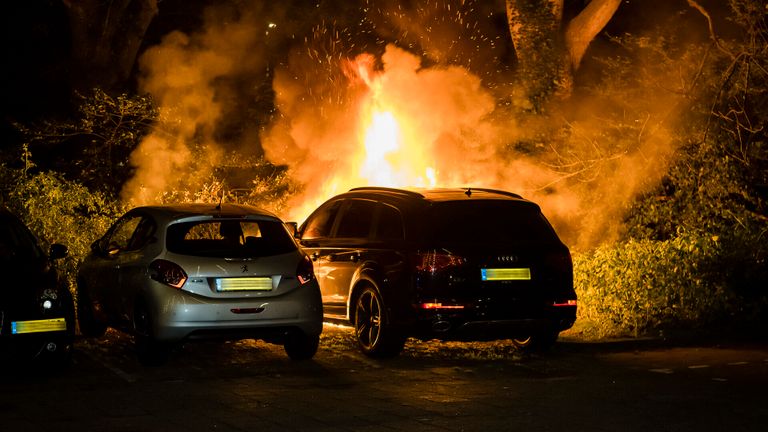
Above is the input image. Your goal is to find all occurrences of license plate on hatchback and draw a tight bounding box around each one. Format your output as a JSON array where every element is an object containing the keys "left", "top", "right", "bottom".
[
  {"left": 481, "top": 268, "right": 531, "bottom": 281},
  {"left": 215, "top": 277, "right": 273, "bottom": 292}
]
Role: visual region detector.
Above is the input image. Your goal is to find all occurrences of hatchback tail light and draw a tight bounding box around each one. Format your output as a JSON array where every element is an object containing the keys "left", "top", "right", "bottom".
[
  {"left": 297, "top": 255, "right": 315, "bottom": 285},
  {"left": 413, "top": 250, "right": 466, "bottom": 273},
  {"left": 149, "top": 259, "right": 188, "bottom": 289}
]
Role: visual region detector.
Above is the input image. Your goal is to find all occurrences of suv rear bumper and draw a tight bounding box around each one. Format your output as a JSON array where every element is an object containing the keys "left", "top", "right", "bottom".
[{"left": 409, "top": 306, "right": 576, "bottom": 341}]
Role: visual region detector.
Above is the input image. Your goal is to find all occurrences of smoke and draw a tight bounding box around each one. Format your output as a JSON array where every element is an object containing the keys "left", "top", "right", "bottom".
[
  {"left": 124, "top": 0, "right": 703, "bottom": 251},
  {"left": 122, "top": 2, "right": 271, "bottom": 204}
]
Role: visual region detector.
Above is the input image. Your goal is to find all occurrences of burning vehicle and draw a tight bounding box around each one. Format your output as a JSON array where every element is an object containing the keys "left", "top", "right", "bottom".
[
  {"left": 0, "top": 207, "right": 74, "bottom": 367},
  {"left": 295, "top": 187, "right": 576, "bottom": 357},
  {"left": 77, "top": 203, "right": 323, "bottom": 365}
]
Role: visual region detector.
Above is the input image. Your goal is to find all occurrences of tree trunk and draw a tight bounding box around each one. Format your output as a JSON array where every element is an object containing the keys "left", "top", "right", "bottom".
[
  {"left": 506, "top": 0, "right": 621, "bottom": 109},
  {"left": 63, "top": 0, "right": 158, "bottom": 92},
  {"left": 506, "top": 0, "right": 570, "bottom": 110}
]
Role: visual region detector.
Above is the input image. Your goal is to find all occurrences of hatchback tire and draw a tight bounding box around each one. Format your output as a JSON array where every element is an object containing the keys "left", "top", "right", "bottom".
[
  {"left": 354, "top": 286, "right": 406, "bottom": 358},
  {"left": 284, "top": 332, "right": 320, "bottom": 360},
  {"left": 76, "top": 284, "right": 106, "bottom": 338},
  {"left": 133, "top": 302, "right": 170, "bottom": 366}
]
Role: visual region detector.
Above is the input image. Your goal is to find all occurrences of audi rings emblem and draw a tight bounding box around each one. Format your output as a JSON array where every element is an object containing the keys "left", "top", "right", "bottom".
[{"left": 496, "top": 255, "right": 518, "bottom": 263}]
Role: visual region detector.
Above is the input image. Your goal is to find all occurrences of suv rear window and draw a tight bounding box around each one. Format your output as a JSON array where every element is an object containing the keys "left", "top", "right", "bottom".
[
  {"left": 166, "top": 219, "right": 297, "bottom": 258},
  {"left": 425, "top": 201, "right": 559, "bottom": 246}
]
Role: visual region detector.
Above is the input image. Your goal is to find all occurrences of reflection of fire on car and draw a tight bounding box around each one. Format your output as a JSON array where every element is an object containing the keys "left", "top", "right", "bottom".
[
  {"left": 77, "top": 203, "right": 323, "bottom": 365},
  {"left": 0, "top": 207, "right": 74, "bottom": 367},
  {"left": 294, "top": 187, "right": 577, "bottom": 358}
]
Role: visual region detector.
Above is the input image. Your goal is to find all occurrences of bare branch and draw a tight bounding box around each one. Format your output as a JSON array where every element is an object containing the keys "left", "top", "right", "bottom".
[{"left": 686, "top": 0, "right": 736, "bottom": 59}]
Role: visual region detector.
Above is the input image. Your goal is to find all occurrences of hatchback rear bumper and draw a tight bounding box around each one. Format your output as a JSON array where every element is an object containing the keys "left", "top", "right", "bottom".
[{"left": 148, "top": 281, "right": 324, "bottom": 343}]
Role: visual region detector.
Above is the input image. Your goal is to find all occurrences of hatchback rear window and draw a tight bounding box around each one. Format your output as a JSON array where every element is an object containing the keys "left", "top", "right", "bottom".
[
  {"left": 425, "top": 201, "right": 559, "bottom": 245},
  {"left": 166, "top": 219, "right": 297, "bottom": 257}
]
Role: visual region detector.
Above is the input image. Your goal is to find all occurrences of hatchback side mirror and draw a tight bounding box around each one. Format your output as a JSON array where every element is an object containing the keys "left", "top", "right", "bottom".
[
  {"left": 285, "top": 222, "right": 299, "bottom": 238},
  {"left": 49, "top": 243, "right": 68, "bottom": 260}
]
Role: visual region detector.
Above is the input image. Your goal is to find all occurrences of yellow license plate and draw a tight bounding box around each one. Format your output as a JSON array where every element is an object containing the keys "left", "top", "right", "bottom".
[
  {"left": 216, "top": 277, "right": 273, "bottom": 292},
  {"left": 481, "top": 268, "right": 531, "bottom": 281},
  {"left": 12, "top": 318, "right": 67, "bottom": 334}
]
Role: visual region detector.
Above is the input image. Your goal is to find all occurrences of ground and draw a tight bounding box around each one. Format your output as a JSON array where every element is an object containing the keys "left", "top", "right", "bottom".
[{"left": 1, "top": 325, "right": 767, "bottom": 431}]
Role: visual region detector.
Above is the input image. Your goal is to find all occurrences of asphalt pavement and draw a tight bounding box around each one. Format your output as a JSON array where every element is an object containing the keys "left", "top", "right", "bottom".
[{"left": 1, "top": 326, "right": 767, "bottom": 431}]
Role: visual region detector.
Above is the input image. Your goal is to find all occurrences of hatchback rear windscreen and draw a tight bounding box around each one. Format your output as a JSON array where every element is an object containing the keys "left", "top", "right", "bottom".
[
  {"left": 425, "top": 201, "right": 560, "bottom": 246},
  {"left": 166, "top": 220, "right": 297, "bottom": 257}
]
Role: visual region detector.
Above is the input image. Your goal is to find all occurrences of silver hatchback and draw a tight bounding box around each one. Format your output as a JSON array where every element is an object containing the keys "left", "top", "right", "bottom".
[{"left": 77, "top": 203, "right": 323, "bottom": 365}]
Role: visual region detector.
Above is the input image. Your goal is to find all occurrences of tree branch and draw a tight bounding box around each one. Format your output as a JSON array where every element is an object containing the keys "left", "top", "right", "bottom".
[
  {"left": 564, "top": 0, "right": 621, "bottom": 70},
  {"left": 686, "top": 0, "right": 735, "bottom": 60}
]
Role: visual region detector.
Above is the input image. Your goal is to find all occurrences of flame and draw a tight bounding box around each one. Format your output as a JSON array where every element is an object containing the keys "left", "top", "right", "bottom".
[
  {"left": 354, "top": 54, "right": 438, "bottom": 190},
  {"left": 286, "top": 52, "right": 441, "bottom": 223}
]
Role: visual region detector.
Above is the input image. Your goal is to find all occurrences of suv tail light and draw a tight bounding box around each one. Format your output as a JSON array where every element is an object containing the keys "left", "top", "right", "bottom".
[
  {"left": 297, "top": 255, "right": 315, "bottom": 285},
  {"left": 546, "top": 249, "right": 573, "bottom": 273},
  {"left": 413, "top": 250, "right": 466, "bottom": 273},
  {"left": 149, "top": 259, "right": 188, "bottom": 289}
]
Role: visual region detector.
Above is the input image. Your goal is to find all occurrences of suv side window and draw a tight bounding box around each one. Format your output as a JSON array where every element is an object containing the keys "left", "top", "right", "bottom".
[
  {"left": 335, "top": 199, "right": 376, "bottom": 239},
  {"left": 375, "top": 203, "right": 404, "bottom": 240},
  {"left": 302, "top": 200, "right": 342, "bottom": 240}
]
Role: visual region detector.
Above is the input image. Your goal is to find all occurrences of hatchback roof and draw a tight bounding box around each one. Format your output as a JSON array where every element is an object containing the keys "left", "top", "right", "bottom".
[
  {"left": 133, "top": 203, "right": 279, "bottom": 220},
  {"left": 347, "top": 187, "right": 528, "bottom": 203}
]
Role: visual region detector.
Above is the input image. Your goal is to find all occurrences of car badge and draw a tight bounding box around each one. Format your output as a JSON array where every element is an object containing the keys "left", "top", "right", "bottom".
[
  {"left": 241, "top": 264, "right": 249, "bottom": 273},
  {"left": 497, "top": 255, "right": 518, "bottom": 263}
]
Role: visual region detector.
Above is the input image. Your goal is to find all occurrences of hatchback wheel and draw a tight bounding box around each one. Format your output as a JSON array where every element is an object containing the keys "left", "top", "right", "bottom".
[
  {"left": 76, "top": 284, "right": 106, "bottom": 338},
  {"left": 354, "top": 286, "right": 405, "bottom": 358},
  {"left": 133, "top": 302, "right": 170, "bottom": 366},
  {"left": 284, "top": 332, "right": 320, "bottom": 360}
]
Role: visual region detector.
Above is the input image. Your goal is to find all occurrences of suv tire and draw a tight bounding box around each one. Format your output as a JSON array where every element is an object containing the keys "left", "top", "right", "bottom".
[
  {"left": 353, "top": 285, "right": 405, "bottom": 358},
  {"left": 512, "top": 331, "right": 559, "bottom": 353}
]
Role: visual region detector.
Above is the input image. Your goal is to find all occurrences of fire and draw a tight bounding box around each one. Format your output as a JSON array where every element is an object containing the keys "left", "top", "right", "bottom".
[
  {"left": 286, "top": 51, "right": 441, "bottom": 223},
  {"left": 355, "top": 57, "right": 438, "bottom": 190}
]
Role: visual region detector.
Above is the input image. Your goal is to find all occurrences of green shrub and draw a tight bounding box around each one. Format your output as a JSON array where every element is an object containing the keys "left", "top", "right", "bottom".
[
  {"left": 574, "top": 229, "right": 766, "bottom": 339},
  {"left": 1, "top": 166, "right": 125, "bottom": 289}
]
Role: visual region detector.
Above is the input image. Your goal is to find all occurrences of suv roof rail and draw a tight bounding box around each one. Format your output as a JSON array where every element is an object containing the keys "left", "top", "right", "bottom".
[
  {"left": 464, "top": 187, "right": 523, "bottom": 199},
  {"left": 348, "top": 187, "right": 425, "bottom": 198}
]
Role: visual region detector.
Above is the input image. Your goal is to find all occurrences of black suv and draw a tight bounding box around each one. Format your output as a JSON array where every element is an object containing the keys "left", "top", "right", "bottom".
[{"left": 296, "top": 187, "right": 576, "bottom": 357}]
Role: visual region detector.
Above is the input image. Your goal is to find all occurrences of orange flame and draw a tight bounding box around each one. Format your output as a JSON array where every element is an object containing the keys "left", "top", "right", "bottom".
[{"left": 287, "top": 52, "right": 441, "bottom": 222}]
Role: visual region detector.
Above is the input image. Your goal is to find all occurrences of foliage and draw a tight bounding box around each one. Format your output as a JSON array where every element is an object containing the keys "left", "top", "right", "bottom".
[
  {"left": 13, "top": 88, "right": 158, "bottom": 196},
  {"left": 573, "top": 230, "right": 766, "bottom": 339},
  {"left": 0, "top": 164, "right": 125, "bottom": 289},
  {"left": 149, "top": 152, "right": 300, "bottom": 217},
  {"left": 574, "top": 0, "right": 768, "bottom": 338}
]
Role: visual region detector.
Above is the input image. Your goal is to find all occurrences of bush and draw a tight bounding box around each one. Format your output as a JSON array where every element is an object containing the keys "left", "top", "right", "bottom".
[
  {"left": 574, "top": 229, "right": 767, "bottom": 339},
  {"left": 0, "top": 166, "right": 125, "bottom": 289}
]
